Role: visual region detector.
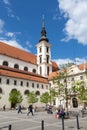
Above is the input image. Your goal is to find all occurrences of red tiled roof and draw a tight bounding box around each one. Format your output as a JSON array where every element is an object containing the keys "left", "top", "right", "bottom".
[
  {"left": 48, "top": 71, "right": 59, "bottom": 80},
  {"left": 51, "top": 61, "right": 59, "bottom": 71},
  {"left": 0, "top": 41, "right": 59, "bottom": 72},
  {"left": 0, "top": 42, "right": 37, "bottom": 65},
  {"left": 78, "top": 63, "right": 87, "bottom": 70},
  {"left": 0, "top": 66, "right": 49, "bottom": 84}
]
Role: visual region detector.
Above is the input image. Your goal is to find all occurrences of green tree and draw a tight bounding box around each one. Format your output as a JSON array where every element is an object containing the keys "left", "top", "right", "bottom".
[
  {"left": 40, "top": 92, "right": 50, "bottom": 104},
  {"left": 53, "top": 72, "right": 65, "bottom": 97},
  {"left": 9, "top": 89, "right": 23, "bottom": 108},
  {"left": 72, "top": 81, "right": 87, "bottom": 105},
  {"left": 26, "top": 91, "right": 38, "bottom": 104},
  {"left": 49, "top": 88, "right": 58, "bottom": 105},
  {"left": 53, "top": 65, "right": 71, "bottom": 115}
]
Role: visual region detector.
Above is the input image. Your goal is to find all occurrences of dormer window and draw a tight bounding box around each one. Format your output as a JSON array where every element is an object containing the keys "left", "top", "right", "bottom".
[
  {"left": 24, "top": 67, "right": 28, "bottom": 71},
  {"left": 32, "top": 69, "right": 36, "bottom": 73},
  {"left": 14, "top": 64, "right": 19, "bottom": 69},
  {"left": 3, "top": 61, "right": 8, "bottom": 66}
]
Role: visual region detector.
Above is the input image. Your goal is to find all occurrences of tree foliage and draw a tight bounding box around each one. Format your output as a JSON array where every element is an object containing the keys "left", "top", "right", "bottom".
[
  {"left": 49, "top": 88, "right": 58, "bottom": 104},
  {"left": 72, "top": 81, "right": 87, "bottom": 103},
  {"left": 40, "top": 92, "right": 49, "bottom": 104},
  {"left": 26, "top": 91, "right": 38, "bottom": 104},
  {"left": 53, "top": 72, "right": 65, "bottom": 97},
  {"left": 9, "top": 89, "right": 23, "bottom": 105}
]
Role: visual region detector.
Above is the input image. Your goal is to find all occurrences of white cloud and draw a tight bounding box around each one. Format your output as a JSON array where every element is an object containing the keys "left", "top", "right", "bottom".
[
  {"left": 0, "top": 39, "right": 23, "bottom": 49},
  {"left": 0, "top": 19, "right": 30, "bottom": 52},
  {"left": 26, "top": 41, "right": 33, "bottom": 48},
  {"left": 0, "top": 19, "right": 4, "bottom": 33},
  {"left": 6, "top": 32, "right": 14, "bottom": 37},
  {"left": 3, "top": 0, "right": 10, "bottom": 5},
  {"left": 3, "top": 1, "right": 20, "bottom": 20},
  {"left": 58, "top": 0, "right": 87, "bottom": 45},
  {"left": 53, "top": 58, "right": 73, "bottom": 66},
  {"left": 53, "top": 57, "right": 87, "bottom": 67},
  {"left": 0, "top": 39, "right": 31, "bottom": 52}
]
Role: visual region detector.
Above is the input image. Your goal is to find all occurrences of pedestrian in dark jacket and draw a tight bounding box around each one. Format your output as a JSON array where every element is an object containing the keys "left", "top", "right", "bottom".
[
  {"left": 27, "top": 104, "right": 33, "bottom": 116},
  {"left": 18, "top": 105, "right": 22, "bottom": 114}
]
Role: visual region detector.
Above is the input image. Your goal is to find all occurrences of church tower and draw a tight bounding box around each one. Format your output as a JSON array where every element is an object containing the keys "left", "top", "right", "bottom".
[{"left": 37, "top": 17, "right": 52, "bottom": 77}]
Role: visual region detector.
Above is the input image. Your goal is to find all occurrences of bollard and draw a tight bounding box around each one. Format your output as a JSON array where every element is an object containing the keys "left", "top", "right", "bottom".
[
  {"left": 61, "top": 116, "right": 65, "bottom": 130},
  {"left": 41, "top": 120, "right": 44, "bottom": 130},
  {"left": 76, "top": 115, "right": 80, "bottom": 129},
  {"left": 8, "top": 124, "right": 12, "bottom": 130}
]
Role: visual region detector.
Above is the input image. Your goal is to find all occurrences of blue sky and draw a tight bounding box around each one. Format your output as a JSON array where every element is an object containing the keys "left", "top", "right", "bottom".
[{"left": 0, "top": 0, "right": 87, "bottom": 66}]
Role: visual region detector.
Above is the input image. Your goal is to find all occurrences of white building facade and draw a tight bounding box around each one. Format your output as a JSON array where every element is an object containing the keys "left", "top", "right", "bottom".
[{"left": 0, "top": 19, "right": 58, "bottom": 109}]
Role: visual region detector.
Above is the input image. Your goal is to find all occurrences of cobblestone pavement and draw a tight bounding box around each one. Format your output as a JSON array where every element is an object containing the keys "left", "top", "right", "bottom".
[{"left": 0, "top": 110, "right": 87, "bottom": 130}]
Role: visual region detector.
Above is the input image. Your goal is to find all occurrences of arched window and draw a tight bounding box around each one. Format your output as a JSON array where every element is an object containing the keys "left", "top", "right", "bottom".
[
  {"left": 24, "top": 90, "right": 30, "bottom": 95},
  {"left": 24, "top": 67, "right": 28, "bottom": 71},
  {"left": 14, "top": 64, "right": 19, "bottom": 69},
  {"left": 40, "top": 66, "right": 42, "bottom": 75},
  {"left": 36, "top": 91, "right": 40, "bottom": 96},
  {"left": 72, "top": 98, "right": 78, "bottom": 108},
  {"left": 11, "top": 88, "right": 17, "bottom": 92},
  {"left": 32, "top": 69, "right": 36, "bottom": 73},
  {"left": 3, "top": 61, "right": 8, "bottom": 66},
  {"left": 0, "top": 88, "right": 2, "bottom": 93}
]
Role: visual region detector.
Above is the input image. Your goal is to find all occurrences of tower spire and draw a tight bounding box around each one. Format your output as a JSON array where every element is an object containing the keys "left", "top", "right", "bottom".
[
  {"left": 42, "top": 14, "right": 45, "bottom": 28},
  {"left": 39, "top": 15, "right": 49, "bottom": 42}
]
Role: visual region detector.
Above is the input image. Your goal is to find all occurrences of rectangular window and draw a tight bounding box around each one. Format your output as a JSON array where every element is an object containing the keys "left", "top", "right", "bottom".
[
  {"left": 39, "top": 56, "right": 42, "bottom": 63},
  {"left": 46, "top": 47, "right": 49, "bottom": 53},
  {"left": 71, "top": 77, "right": 74, "bottom": 81},
  {"left": 37, "top": 84, "right": 39, "bottom": 88},
  {"left": 20, "top": 81, "right": 23, "bottom": 86},
  {"left": 39, "top": 47, "right": 42, "bottom": 53},
  {"left": 46, "top": 85, "right": 48, "bottom": 89},
  {"left": 26, "top": 82, "right": 29, "bottom": 87},
  {"left": 14, "top": 80, "right": 17, "bottom": 85},
  {"left": 42, "top": 84, "right": 44, "bottom": 89},
  {"left": 32, "top": 83, "right": 34, "bottom": 88},
  {"left": 0, "top": 78, "right": 2, "bottom": 83},
  {"left": 80, "top": 76, "right": 83, "bottom": 80},
  {"left": 6, "top": 79, "right": 9, "bottom": 84}
]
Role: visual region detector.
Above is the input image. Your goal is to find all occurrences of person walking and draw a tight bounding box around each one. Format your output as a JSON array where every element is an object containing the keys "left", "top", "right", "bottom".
[
  {"left": 27, "top": 104, "right": 33, "bottom": 116},
  {"left": 18, "top": 105, "right": 22, "bottom": 114},
  {"left": 3, "top": 105, "right": 6, "bottom": 111}
]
